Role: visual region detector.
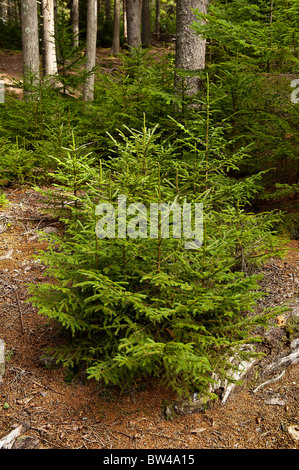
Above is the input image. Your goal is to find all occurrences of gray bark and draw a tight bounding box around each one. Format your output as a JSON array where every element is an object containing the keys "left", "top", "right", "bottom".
[
  {"left": 141, "top": 0, "right": 151, "bottom": 47},
  {"left": 126, "top": 0, "right": 142, "bottom": 49},
  {"left": 175, "top": 0, "right": 208, "bottom": 96},
  {"left": 83, "top": 0, "right": 97, "bottom": 101},
  {"left": 21, "top": 0, "right": 40, "bottom": 98},
  {"left": 111, "top": 0, "right": 120, "bottom": 55},
  {"left": 71, "top": 0, "right": 79, "bottom": 47},
  {"left": 42, "top": 0, "right": 58, "bottom": 76}
]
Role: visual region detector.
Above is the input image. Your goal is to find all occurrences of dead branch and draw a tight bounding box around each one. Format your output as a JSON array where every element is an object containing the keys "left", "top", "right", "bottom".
[
  {"left": 12, "top": 284, "right": 25, "bottom": 334},
  {"left": 28, "top": 377, "right": 66, "bottom": 396},
  {"left": 253, "top": 369, "right": 286, "bottom": 394},
  {"left": 0, "top": 423, "right": 30, "bottom": 449},
  {"left": 264, "top": 348, "right": 299, "bottom": 375}
]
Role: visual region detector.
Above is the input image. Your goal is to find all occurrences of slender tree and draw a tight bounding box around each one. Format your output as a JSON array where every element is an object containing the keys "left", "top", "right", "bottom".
[
  {"left": 155, "top": 0, "right": 160, "bottom": 38},
  {"left": 141, "top": 0, "right": 151, "bottom": 47},
  {"left": 111, "top": 0, "right": 120, "bottom": 55},
  {"left": 0, "top": 1, "right": 8, "bottom": 22},
  {"left": 83, "top": 0, "right": 97, "bottom": 101},
  {"left": 175, "top": 0, "right": 208, "bottom": 96},
  {"left": 104, "top": 0, "right": 111, "bottom": 21},
  {"left": 42, "top": 0, "right": 58, "bottom": 76},
  {"left": 123, "top": 0, "right": 127, "bottom": 41},
  {"left": 70, "top": 0, "right": 79, "bottom": 47},
  {"left": 21, "top": 0, "right": 40, "bottom": 98},
  {"left": 126, "top": 0, "right": 142, "bottom": 49}
]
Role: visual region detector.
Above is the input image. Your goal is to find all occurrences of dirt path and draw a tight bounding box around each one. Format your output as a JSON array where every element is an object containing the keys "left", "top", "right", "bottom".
[{"left": 0, "top": 187, "right": 298, "bottom": 450}]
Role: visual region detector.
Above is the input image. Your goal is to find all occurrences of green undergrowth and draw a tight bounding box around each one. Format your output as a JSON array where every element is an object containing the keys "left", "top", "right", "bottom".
[{"left": 27, "top": 114, "right": 288, "bottom": 397}]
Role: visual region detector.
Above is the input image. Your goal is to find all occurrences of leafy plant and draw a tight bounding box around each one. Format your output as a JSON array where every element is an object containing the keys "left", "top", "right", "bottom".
[
  {"left": 0, "top": 137, "right": 36, "bottom": 184},
  {"left": 28, "top": 113, "right": 286, "bottom": 397},
  {"left": 0, "top": 192, "right": 8, "bottom": 207}
]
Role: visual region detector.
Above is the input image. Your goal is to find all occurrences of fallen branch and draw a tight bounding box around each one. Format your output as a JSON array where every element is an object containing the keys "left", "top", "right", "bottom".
[
  {"left": 12, "top": 284, "right": 25, "bottom": 334},
  {"left": 0, "top": 423, "right": 30, "bottom": 449},
  {"left": 264, "top": 348, "right": 299, "bottom": 375},
  {"left": 253, "top": 369, "right": 286, "bottom": 394},
  {"left": 4, "top": 215, "right": 59, "bottom": 223},
  {"left": 28, "top": 377, "right": 66, "bottom": 396}
]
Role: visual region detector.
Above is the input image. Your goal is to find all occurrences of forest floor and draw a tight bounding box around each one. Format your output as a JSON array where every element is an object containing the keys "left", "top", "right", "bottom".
[
  {"left": 0, "top": 43, "right": 174, "bottom": 99},
  {"left": 0, "top": 186, "right": 298, "bottom": 452},
  {"left": 0, "top": 49, "right": 298, "bottom": 452}
]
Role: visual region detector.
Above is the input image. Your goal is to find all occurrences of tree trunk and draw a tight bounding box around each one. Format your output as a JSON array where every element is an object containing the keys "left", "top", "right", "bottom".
[
  {"left": 71, "top": 0, "right": 79, "bottom": 47},
  {"left": 141, "top": 0, "right": 151, "bottom": 47},
  {"left": 175, "top": 0, "right": 208, "bottom": 96},
  {"left": 0, "top": 1, "right": 8, "bottom": 22},
  {"left": 111, "top": 0, "right": 120, "bottom": 55},
  {"left": 42, "top": 0, "right": 58, "bottom": 76},
  {"left": 126, "top": 0, "right": 142, "bottom": 49},
  {"left": 155, "top": 0, "right": 160, "bottom": 38},
  {"left": 83, "top": 0, "right": 97, "bottom": 101},
  {"left": 104, "top": 0, "right": 111, "bottom": 21},
  {"left": 21, "top": 0, "right": 40, "bottom": 98},
  {"left": 14, "top": 0, "right": 21, "bottom": 25},
  {"left": 123, "top": 0, "right": 127, "bottom": 40}
]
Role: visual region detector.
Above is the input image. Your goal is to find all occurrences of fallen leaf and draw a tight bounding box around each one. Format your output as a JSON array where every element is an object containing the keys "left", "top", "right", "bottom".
[
  {"left": 190, "top": 428, "right": 206, "bottom": 434},
  {"left": 0, "top": 249, "right": 13, "bottom": 260},
  {"left": 265, "top": 397, "right": 286, "bottom": 406},
  {"left": 288, "top": 425, "right": 299, "bottom": 441}
]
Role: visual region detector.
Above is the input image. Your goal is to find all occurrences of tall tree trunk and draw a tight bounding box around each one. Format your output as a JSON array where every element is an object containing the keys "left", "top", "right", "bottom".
[
  {"left": 123, "top": 0, "right": 127, "bottom": 41},
  {"left": 141, "top": 0, "right": 151, "bottom": 47},
  {"left": 104, "top": 0, "right": 111, "bottom": 21},
  {"left": 71, "top": 0, "right": 79, "bottom": 47},
  {"left": 83, "top": 0, "right": 97, "bottom": 101},
  {"left": 1, "top": 1, "right": 8, "bottom": 22},
  {"left": 126, "top": 0, "right": 142, "bottom": 49},
  {"left": 42, "top": 0, "right": 58, "bottom": 76},
  {"left": 175, "top": 0, "right": 208, "bottom": 96},
  {"left": 155, "top": 0, "right": 160, "bottom": 37},
  {"left": 14, "top": 0, "right": 21, "bottom": 25},
  {"left": 7, "top": 0, "right": 13, "bottom": 21},
  {"left": 21, "top": 0, "right": 40, "bottom": 98},
  {"left": 111, "top": 0, "right": 120, "bottom": 55}
]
